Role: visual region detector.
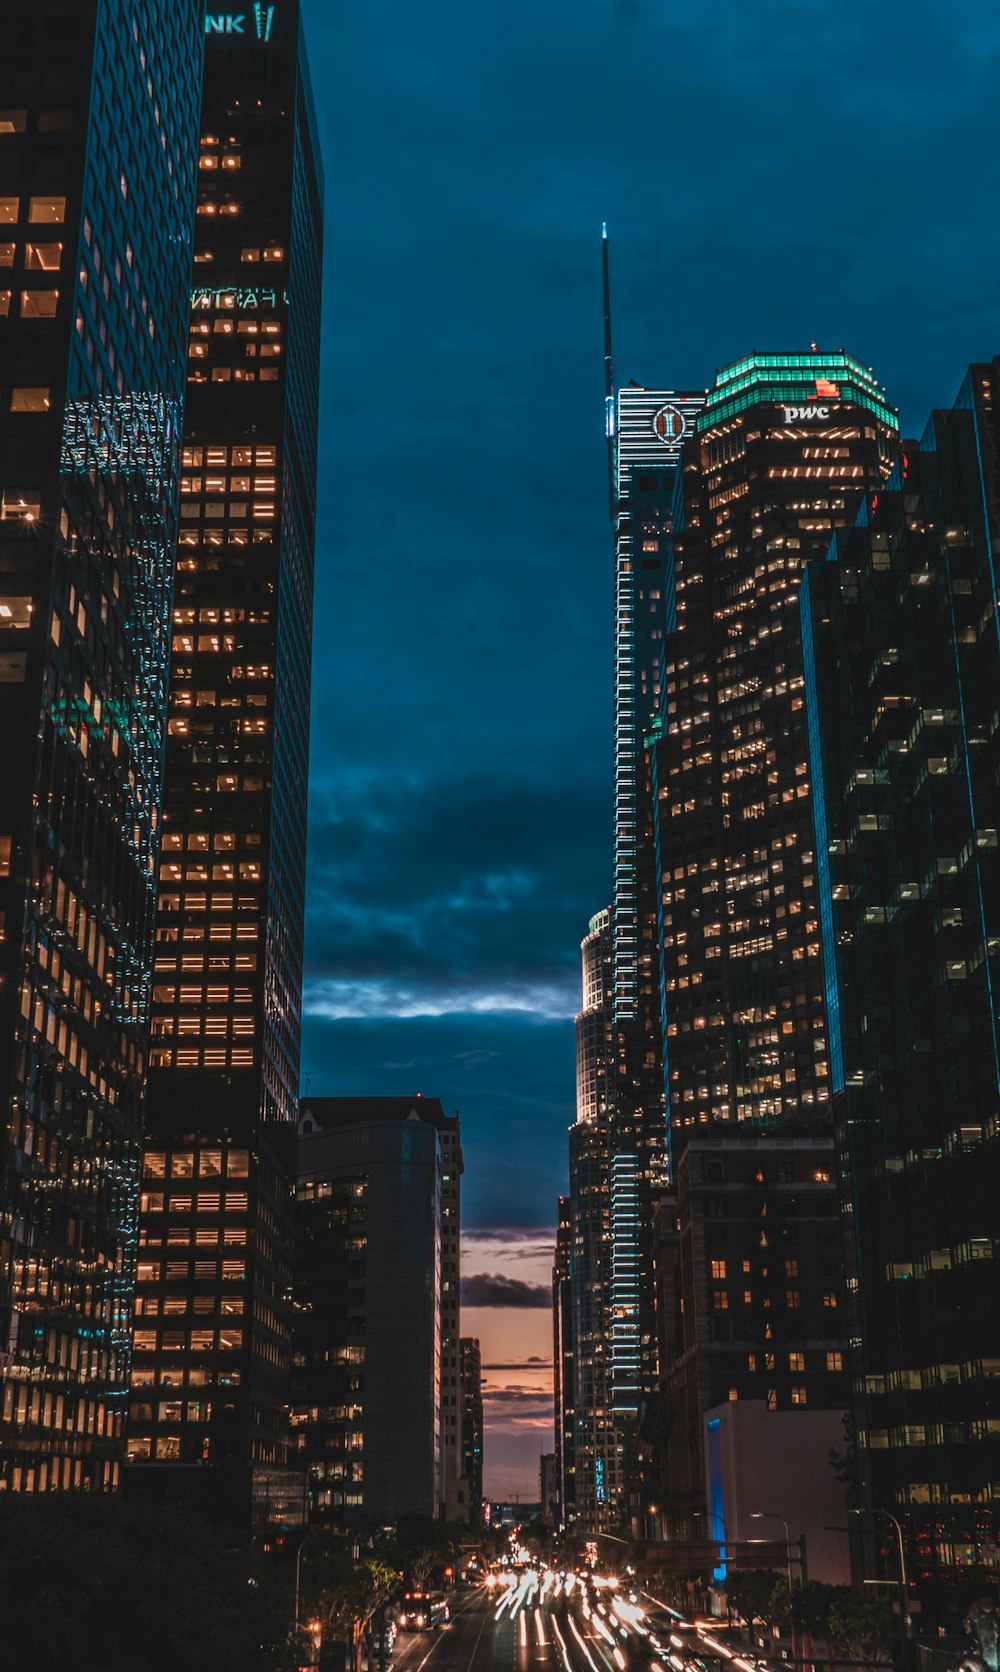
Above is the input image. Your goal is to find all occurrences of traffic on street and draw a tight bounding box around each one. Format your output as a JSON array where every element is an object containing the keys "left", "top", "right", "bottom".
[{"left": 382, "top": 1568, "right": 772, "bottom": 1672}]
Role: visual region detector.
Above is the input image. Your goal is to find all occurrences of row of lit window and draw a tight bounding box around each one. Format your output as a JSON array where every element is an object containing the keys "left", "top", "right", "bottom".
[
  {"left": 140, "top": 1190, "right": 249, "bottom": 1214},
  {"left": 151, "top": 1015, "right": 254, "bottom": 1036},
  {"left": 154, "top": 955, "right": 258, "bottom": 977},
  {"left": 134, "top": 1295, "right": 244, "bottom": 1319},
  {"left": 131, "top": 1325, "right": 242, "bottom": 1354},
  {"left": 159, "top": 859, "right": 262, "bottom": 880},
  {"left": 143, "top": 1150, "right": 249, "bottom": 1179},
  {"left": 711, "top": 1257, "right": 806, "bottom": 1279},
  {"left": 193, "top": 246, "right": 285, "bottom": 264},
  {"left": 149, "top": 1045, "right": 255, "bottom": 1068},
  {"left": 0, "top": 194, "right": 65, "bottom": 225},
  {"left": 0, "top": 289, "right": 59, "bottom": 318},
  {"left": 713, "top": 1288, "right": 838, "bottom": 1310},
  {"left": 0, "top": 238, "right": 60, "bottom": 270},
  {"left": 159, "top": 890, "right": 263, "bottom": 913},
  {"left": 139, "top": 1225, "right": 248, "bottom": 1251},
  {"left": 188, "top": 367, "right": 279, "bottom": 384}
]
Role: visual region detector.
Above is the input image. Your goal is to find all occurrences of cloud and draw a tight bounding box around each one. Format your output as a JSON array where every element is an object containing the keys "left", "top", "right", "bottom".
[
  {"left": 482, "top": 1359, "right": 552, "bottom": 1371},
  {"left": 305, "top": 975, "right": 576, "bottom": 1023},
  {"left": 481, "top": 1386, "right": 552, "bottom": 1404},
  {"left": 460, "top": 1272, "right": 550, "bottom": 1309},
  {"left": 463, "top": 1229, "right": 556, "bottom": 1262}
]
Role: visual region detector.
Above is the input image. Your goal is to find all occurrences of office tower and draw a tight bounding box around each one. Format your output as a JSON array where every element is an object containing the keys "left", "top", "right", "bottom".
[
  {"left": 654, "top": 1134, "right": 847, "bottom": 1540},
  {"left": 0, "top": 0, "right": 203, "bottom": 1494},
  {"left": 576, "top": 907, "right": 613, "bottom": 1125},
  {"left": 652, "top": 353, "right": 897, "bottom": 1533},
  {"left": 438, "top": 1111, "right": 464, "bottom": 1518},
  {"left": 654, "top": 354, "right": 897, "bottom": 1152},
  {"left": 540, "top": 1452, "right": 557, "bottom": 1525},
  {"left": 802, "top": 363, "right": 1000, "bottom": 1627},
  {"left": 552, "top": 1198, "right": 574, "bottom": 1527},
  {"left": 567, "top": 907, "right": 620, "bottom": 1528},
  {"left": 292, "top": 1098, "right": 449, "bottom": 1523},
  {"left": 125, "top": 2, "right": 322, "bottom": 1522},
  {"left": 460, "top": 1336, "right": 483, "bottom": 1530},
  {"left": 610, "top": 386, "right": 706, "bottom": 1430}
]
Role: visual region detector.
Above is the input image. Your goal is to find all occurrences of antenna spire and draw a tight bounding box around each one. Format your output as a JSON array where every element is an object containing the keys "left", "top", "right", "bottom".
[{"left": 602, "top": 224, "right": 616, "bottom": 522}]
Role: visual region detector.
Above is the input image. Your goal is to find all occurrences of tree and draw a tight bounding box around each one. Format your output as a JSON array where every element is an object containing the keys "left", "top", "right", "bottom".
[
  {"left": 407, "top": 1547, "right": 439, "bottom": 1591},
  {"left": 725, "top": 1569, "right": 784, "bottom": 1631},
  {"left": 304, "top": 1551, "right": 398, "bottom": 1672},
  {"left": 826, "top": 1591, "right": 896, "bottom": 1668}
]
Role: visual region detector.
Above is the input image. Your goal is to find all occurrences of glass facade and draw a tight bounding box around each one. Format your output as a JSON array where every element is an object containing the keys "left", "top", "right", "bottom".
[
  {"left": 0, "top": 0, "right": 202, "bottom": 1493},
  {"left": 803, "top": 362, "right": 1000, "bottom": 1627},
  {"left": 611, "top": 390, "right": 706, "bottom": 1427},
  {"left": 655, "top": 1134, "right": 847, "bottom": 1538},
  {"left": 460, "top": 1336, "right": 483, "bottom": 1530},
  {"left": 654, "top": 354, "right": 898, "bottom": 1150},
  {"left": 650, "top": 352, "right": 897, "bottom": 1531},
  {"left": 568, "top": 906, "right": 622, "bottom": 1529},
  {"left": 125, "top": 0, "right": 322, "bottom": 1519},
  {"left": 292, "top": 1099, "right": 445, "bottom": 1524},
  {"left": 552, "top": 1199, "right": 575, "bottom": 1526}
]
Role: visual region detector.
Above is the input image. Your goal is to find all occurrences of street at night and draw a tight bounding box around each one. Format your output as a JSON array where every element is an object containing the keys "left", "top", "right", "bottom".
[{"left": 386, "top": 1576, "right": 756, "bottom": 1672}]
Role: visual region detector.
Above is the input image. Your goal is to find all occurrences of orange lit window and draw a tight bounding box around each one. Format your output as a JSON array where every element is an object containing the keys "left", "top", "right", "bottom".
[
  {"left": 10, "top": 387, "right": 50, "bottom": 411},
  {"left": 20, "top": 289, "right": 58, "bottom": 318},
  {"left": 28, "top": 195, "right": 65, "bottom": 223},
  {"left": 25, "top": 242, "right": 61, "bottom": 271}
]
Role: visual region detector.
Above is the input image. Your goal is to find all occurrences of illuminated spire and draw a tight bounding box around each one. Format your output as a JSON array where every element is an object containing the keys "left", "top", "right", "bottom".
[{"left": 602, "top": 223, "right": 616, "bottom": 521}]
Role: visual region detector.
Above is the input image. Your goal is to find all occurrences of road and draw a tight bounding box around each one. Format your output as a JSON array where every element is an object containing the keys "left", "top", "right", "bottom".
[{"left": 385, "top": 1573, "right": 756, "bottom": 1672}]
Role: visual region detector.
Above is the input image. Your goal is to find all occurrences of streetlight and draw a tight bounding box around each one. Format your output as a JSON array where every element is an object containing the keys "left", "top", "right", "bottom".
[
  {"left": 849, "top": 1508, "right": 911, "bottom": 1648},
  {"left": 294, "top": 1529, "right": 322, "bottom": 1650},
  {"left": 749, "top": 1512, "right": 793, "bottom": 1596}
]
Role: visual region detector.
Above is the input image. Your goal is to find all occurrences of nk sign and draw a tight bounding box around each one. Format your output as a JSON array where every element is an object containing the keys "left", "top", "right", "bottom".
[{"left": 205, "top": 5, "right": 276, "bottom": 40}]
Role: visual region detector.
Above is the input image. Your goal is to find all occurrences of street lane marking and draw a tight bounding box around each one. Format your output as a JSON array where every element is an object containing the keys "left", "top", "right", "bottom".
[{"left": 404, "top": 1594, "right": 481, "bottom": 1672}]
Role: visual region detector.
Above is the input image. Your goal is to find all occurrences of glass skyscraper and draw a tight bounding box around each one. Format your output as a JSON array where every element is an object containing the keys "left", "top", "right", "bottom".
[
  {"left": 654, "top": 353, "right": 898, "bottom": 1151},
  {"left": 651, "top": 353, "right": 897, "bottom": 1528},
  {"left": 803, "top": 361, "right": 1000, "bottom": 1628},
  {"left": 125, "top": 0, "right": 322, "bottom": 1522},
  {"left": 610, "top": 387, "right": 704, "bottom": 1448},
  {"left": 0, "top": 0, "right": 202, "bottom": 1494},
  {"left": 292, "top": 1098, "right": 452, "bottom": 1524}
]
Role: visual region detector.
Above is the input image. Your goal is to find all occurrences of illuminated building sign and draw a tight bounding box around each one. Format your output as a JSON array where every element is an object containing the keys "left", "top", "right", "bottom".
[
  {"left": 781, "top": 404, "right": 832, "bottom": 423},
  {"left": 191, "top": 286, "right": 288, "bottom": 310},
  {"left": 652, "top": 402, "right": 688, "bottom": 446},
  {"left": 616, "top": 388, "right": 707, "bottom": 474},
  {"left": 205, "top": 5, "right": 276, "bottom": 39}
]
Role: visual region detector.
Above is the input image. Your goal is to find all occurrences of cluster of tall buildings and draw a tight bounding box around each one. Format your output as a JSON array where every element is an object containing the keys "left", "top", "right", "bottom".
[
  {"left": 554, "top": 233, "right": 1000, "bottom": 1631},
  {"left": 0, "top": 0, "right": 482, "bottom": 1533}
]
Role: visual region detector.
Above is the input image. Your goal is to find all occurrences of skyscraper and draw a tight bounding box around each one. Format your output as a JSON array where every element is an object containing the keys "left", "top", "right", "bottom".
[
  {"left": 652, "top": 351, "right": 898, "bottom": 1529},
  {"left": 460, "top": 1336, "right": 484, "bottom": 1530},
  {"left": 125, "top": 1, "right": 322, "bottom": 1521},
  {"left": 552, "top": 1198, "right": 574, "bottom": 1527},
  {"left": 0, "top": 0, "right": 203, "bottom": 1494},
  {"left": 653, "top": 354, "right": 897, "bottom": 1151},
  {"left": 292, "top": 1096, "right": 457, "bottom": 1524},
  {"left": 802, "top": 362, "right": 1000, "bottom": 1626},
  {"left": 610, "top": 387, "right": 705, "bottom": 1433},
  {"left": 568, "top": 906, "right": 620, "bottom": 1528}
]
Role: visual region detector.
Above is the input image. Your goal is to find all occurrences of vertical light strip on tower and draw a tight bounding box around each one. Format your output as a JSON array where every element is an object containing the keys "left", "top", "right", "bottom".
[{"left": 610, "top": 384, "right": 704, "bottom": 1421}]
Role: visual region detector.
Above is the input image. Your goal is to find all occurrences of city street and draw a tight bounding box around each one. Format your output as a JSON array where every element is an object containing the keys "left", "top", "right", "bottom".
[{"left": 386, "top": 1577, "right": 743, "bottom": 1672}]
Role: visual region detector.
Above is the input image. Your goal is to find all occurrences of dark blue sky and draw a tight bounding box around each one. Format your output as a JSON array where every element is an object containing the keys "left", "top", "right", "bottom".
[{"left": 299, "top": 0, "right": 1000, "bottom": 1249}]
